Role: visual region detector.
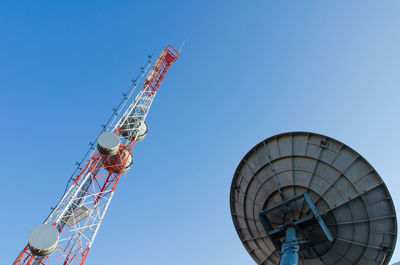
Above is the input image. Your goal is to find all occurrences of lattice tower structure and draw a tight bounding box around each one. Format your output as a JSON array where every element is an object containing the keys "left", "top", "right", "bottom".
[{"left": 13, "top": 45, "right": 180, "bottom": 265}]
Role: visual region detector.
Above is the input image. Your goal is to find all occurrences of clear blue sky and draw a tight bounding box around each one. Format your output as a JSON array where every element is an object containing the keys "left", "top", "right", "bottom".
[{"left": 1, "top": 1, "right": 400, "bottom": 264}]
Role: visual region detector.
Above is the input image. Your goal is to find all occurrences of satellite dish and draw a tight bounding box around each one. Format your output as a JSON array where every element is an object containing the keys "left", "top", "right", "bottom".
[{"left": 230, "top": 132, "right": 397, "bottom": 265}]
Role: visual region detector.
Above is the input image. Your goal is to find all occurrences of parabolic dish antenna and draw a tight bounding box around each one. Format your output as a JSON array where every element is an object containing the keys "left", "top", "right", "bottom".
[{"left": 230, "top": 132, "right": 397, "bottom": 265}]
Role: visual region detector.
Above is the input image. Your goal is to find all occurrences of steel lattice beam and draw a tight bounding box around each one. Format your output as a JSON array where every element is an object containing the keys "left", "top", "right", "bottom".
[{"left": 13, "top": 45, "right": 180, "bottom": 265}]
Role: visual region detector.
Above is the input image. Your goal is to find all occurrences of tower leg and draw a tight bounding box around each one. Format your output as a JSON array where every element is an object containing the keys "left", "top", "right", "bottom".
[{"left": 280, "top": 227, "right": 299, "bottom": 265}]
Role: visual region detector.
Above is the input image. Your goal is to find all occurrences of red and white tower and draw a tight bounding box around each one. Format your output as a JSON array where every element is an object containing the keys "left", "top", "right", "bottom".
[{"left": 13, "top": 45, "right": 180, "bottom": 265}]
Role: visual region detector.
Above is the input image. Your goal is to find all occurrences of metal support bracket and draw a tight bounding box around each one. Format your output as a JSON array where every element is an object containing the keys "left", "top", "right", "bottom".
[{"left": 258, "top": 192, "right": 333, "bottom": 252}]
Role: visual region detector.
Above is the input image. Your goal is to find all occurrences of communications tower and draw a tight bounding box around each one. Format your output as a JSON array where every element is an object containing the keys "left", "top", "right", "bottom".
[{"left": 13, "top": 45, "right": 180, "bottom": 265}]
